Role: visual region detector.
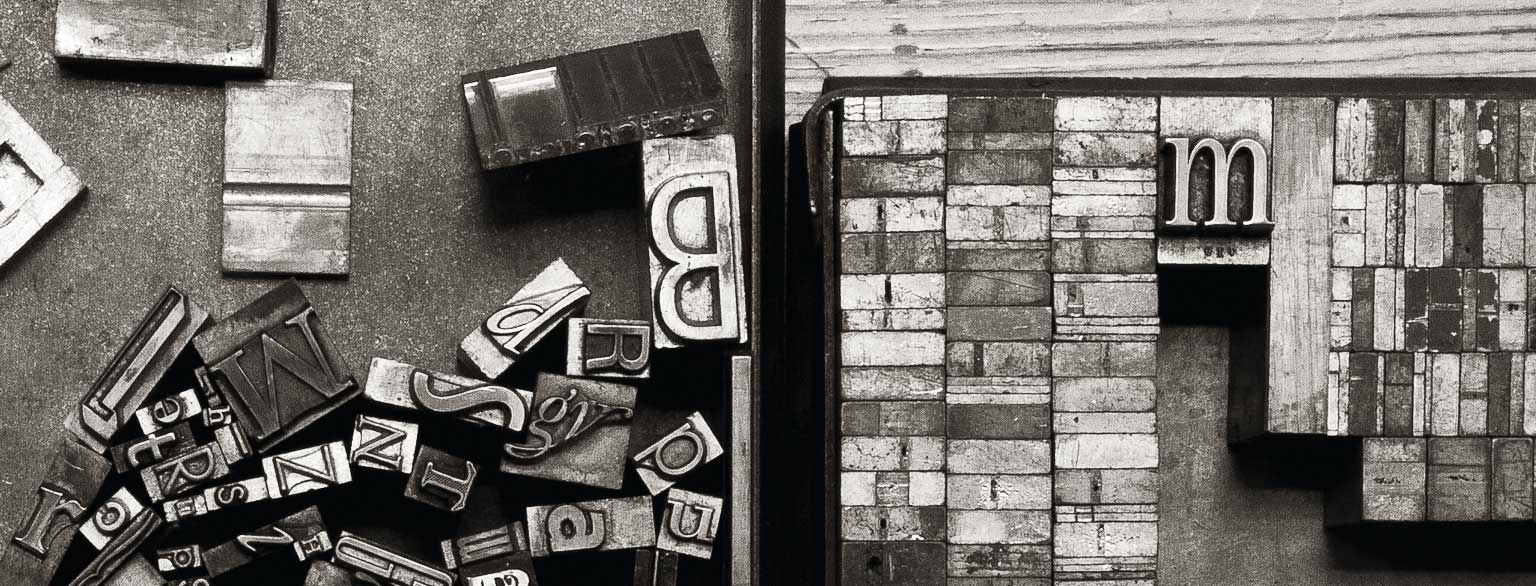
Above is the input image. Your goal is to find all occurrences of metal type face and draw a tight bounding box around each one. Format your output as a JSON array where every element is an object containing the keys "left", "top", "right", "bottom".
[
  {"left": 633, "top": 412, "right": 724, "bottom": 494},
  {"left": 109, "top": 421, "right": 195, "bottom": 472},
  {"left": 363, "top": 358, "right": 532, "bottom": 432},
  {"left": 66, "top": 286, "right": 210, "bottom": 453},
  {"left": 333, "top": 532, "right": 454, "bottom": 586},
  {"left": 454, "top": 523, "right": 530, "bottom": 567},
  {"left": 195, "top": 281, "right": 357, "bottom": 454},
  {"left": 643, "top": 135, "right": 748, "bottom": 348},
  {"left": 501, "top": 374, "right": 636, "bottom": 489},
  {"left": 404, "top": 446, "right": 477, "bottom": 512},
  {"left": 1159, "top": 137, "right": 1272, "bottom": 232},
  {"left": 140, "top": 443, "right": 230, "bottom": 502},
  {"left": 133, "top": 389, "right": 203, "bottom": 435},
  {"left": 350, "top": 414, "right": 419, "bottom": 473},
  {"left": 566, "top": 318, "right": 652, "bottom": 379},
  {"left": 526, "top": 496, "right": 655, "bottom": 557},
  {"left": 459, "top": 259, "right": 590, "bottom": 379},
  {"left": 204, "top": 477, "right": 271, "bottom": 512},
  {"left": 655, "top": 489, "right": 721, "bottom": 559},
  {"left": 155, "top": 545, "right": 203, "bottom": 574},
  {"left": 204, "top": 506, "right": 327, "bottom": 577},
  {"left": 261, "top": 441, "right": 353, "bottom": 498},
  {"left": 459, "top": 30, "right": 725, "bottom": 169},
  {"left": 81, "top": 487, "right": 144, "bottom": 549}
]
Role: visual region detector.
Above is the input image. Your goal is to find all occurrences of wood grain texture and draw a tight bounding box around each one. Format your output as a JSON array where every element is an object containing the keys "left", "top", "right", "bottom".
[
  {"left": 1264, "top": 97, "right": 1333, "bottom": 436},
  {"left": 785, "top": 1, "right": 1536, "bottom": 127}
]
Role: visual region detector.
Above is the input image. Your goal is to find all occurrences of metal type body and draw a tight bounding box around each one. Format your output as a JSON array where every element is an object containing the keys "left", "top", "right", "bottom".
[
  {"left": 566, "top": 318, "right": 652, "bottom": 379},
  {"left": 633, "top": 411, "right": 724, "bottom": 494},
  {"left": 333, "top": 532, "right": 454, "bottom": 586},
  {"left": 501, "top": 374, "right": 636, "bottom": 489},
  {"left": 459, "top": 259, "right": 590, "bottom": 379},
  {"left": 0, "top": 95, "right": 86, "bottom": 271},
  {"left": 460, "top": 30, "right": 725, "bottom": 169},
  {"left": 364, "top": 358, "right": 532, "bottom": 431},
  {"left": 54, "top": 0, "right": 273, "bottom": 73}
]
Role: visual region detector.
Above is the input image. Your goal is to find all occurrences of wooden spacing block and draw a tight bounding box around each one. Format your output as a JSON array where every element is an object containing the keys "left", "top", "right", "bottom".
[
  {"left": 1404, "top": 184, "right": 1445, "bottom": 267},
  {"left": 108, "top": 421, "right": 194, "bottom": 473},
  {"left": 567, "top": 318, "right": 652, "bottom": 379},
  {"left": 1381, "top": 353, "right": 1416, "bottom": 436},
  {"left": 81, "top": 488, "right": 144, "bottom": 549},
  {"left": 194, "top": 280, "right": 358, "bottom": 454},
  {"left": 1445, "top": 184, "right": 1484, "bottom": 268},
  {"left": 222, "top": 80, "right": 353, "bottom": 276},
  {"left": 843, "top": 120, "right": 945, "bottom": 156},
  {"left": 526, "top": 496, "right": 656, "bottom": 557},
  {"left": 634, "top": 549, "right": 677, "bottom": 586},
  {"left": 643, "top": 135, "right": 748, "bottom": 348},
  {"left": 132, "top": 389, "right": 202, "bottom": 434},
  {"left": 1055, "top": 469, "right": 1159, "bottom": 505},
  {"left": 364, "top": 357, "right": 533, "bottom": 432},
  {"left": 1483, "top": 184, "right": 1526, "bottom": 267},
  {"left": 1327, "top": 437, "right": 1425, "bottom": 524},
  {"left": 65, "top": 285, "right": 210, "bottom": 454},
  {"left": 201, "top": 478, "right": 266, "bottom": 514},
  {"left": 1464, "top": 269, "right": 1499, "bottom": 352},
  {"left": 1055, "top": 97, "right": 1157, "bottom": 132},
  {"left": 1405, "top": 99, "right": 1435, "bottom": 182},
  {"left": 1335, "top": 98, "right": 1404, "bottom": 183},
  {"left": 1404, "top": 268, "right": 1463, "bottom": 353},
  {"left": 349, "top": 415, "right": 419, "bottom": 474},
  {"left": 54, "top": 0, "right": 272, "bottom": 73},
  {"left": 68, "top": 506, "right": 161, "bottom": 586},
  {"left": 633, "top": 412, "right": 724, "bottom": 494},
  {"left": 1436, "top": 99, "right": 1521, "bottom": 183},
  {"left": 404, "top": 446, "right": 477, "bottom": 512},
  {"left": 140, "top": 443, "right": 231, "bottom": 502},
  {"left": 656, "top": 489, "right": 721, "bottom": 559},
  {"left": 1498, "top": 269, "right": 1528, "bottom": 351},
  {"left": 459, "top": 258, "right": 590, "bottom": 379},
  {"left": 205, "top": 506, "right": 330, "bottom": 578},
  {"left": 261, "top": 441, "right": 353, "bottom": 499},
  {"left": 840, "top": 542, "right": 946, "bottom": 586},
  {"left": 1427, "top": 437, "right": 1490, "bottom": 521},
  {"left": 501, "top": 374, "right": 636, "bottom": 490},
  {"left": 333, "top": 532, "right": 453, "bottom": 586},
  {"left": 1492, "top": 437, "right": 1534, "bottom": 520},
  {"left": 0, "top": 95, "right": 86, "bottom": 270},
  {"left": 155, "top": 545, "right": 203, "bottom": 575}
]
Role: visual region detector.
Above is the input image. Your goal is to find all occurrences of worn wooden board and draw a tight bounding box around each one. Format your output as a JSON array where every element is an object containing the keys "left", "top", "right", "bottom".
[{"left": 783, "top": 1, "right": 1536, "bottom": 129}]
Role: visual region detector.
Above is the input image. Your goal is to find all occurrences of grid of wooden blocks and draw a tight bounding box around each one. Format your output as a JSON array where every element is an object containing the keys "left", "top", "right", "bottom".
[
  {"left": 837, "top": 95, "right": 1160, "bottom": 586},
  {"left": 1321, "top": 98, "right": 1536, "bottom": 524}
]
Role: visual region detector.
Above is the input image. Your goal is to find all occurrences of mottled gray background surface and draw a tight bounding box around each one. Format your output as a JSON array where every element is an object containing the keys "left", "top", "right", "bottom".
[
  {"left": 1160, "top": 325, "right": 1536, "bottom": 585},
  {"left": 0, "top": 0, "right": 745, "bottom": 543}
]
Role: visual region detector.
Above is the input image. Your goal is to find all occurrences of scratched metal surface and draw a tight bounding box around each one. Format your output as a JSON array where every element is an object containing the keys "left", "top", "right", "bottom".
[{"left": 0, "top": 0, "right": 746, "bottom": 577}]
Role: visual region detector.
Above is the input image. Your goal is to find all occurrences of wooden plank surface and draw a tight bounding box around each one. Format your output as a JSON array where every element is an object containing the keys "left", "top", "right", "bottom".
[
  {"left": 785, "top": 1, "right": 1536, "bottom": 128},
  {"left": 1264, "top": 97, "right": 1333, "bottom": 435}
]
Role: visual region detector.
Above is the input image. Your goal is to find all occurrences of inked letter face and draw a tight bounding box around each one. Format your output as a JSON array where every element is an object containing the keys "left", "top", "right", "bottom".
[
  {"left": 208, "top": 305, "right": 354, "bottom": 450},
  {"left": 1160, "top": 136, "right": 1271, "bottom": 233},
  {"left": 649, "top": 172, "right": 742, "bottom": 343}
]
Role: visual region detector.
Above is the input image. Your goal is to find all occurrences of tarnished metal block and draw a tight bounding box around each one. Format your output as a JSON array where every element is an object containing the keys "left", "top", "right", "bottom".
[
  {"left": 81, "top": 488, "right": 144, "bottom": 549},
  {"left": 195, "top": 280, "right": 358, "bottom": 454},
  {"left": 140, "top": 443, "right": 230, "bottom": 502},
  {"left": 54, "top": 0, "right": 272, "bottom": 72},
  {"left": 133, "top": 389, "right": 202, "bottom": 435},
  {"left": 349, "top": 415, "right": 419, "bottom": 473},
  {"left": 656, "top": 489, "right": 722, "bottom": 559},
  {"left": 644, "top": 135, "right": 748, "bottom": 347},
  {"left": 333, "top": 532, "right": 451, "bottom": 586},
  {"left": 634, "top": 412, "right": 723, "bottom": 494},
  {"left": 222, "top": 81, "right": 353, "bottom": 276},
  {"left": 261, "top": 441, "right": 353, "bottom": 499},
  {"left": 365, "top": 357, "right": 532, "bottom": 431},
  {"left": 66, "top": 286, "right": 210, "bottom": 453},
  {"left": 205, "top": 506, "right": 330, "bottom": 577},
  {"left": 109, "top": 421, "right": 194, "bottom": 473},
  {"left": 567, "top": 318, "right": 652, "bottom": 379},
  {"left": 405, "top": 446, "right": 477, "bottom": 512},
  {"left": 0, "top": 95, "right": 87, "bottom": 271},
  {"left": 527, "top": 496, "right": 656, "bottom": 557},
  {"left": 459, "top": 258, "right": 590, "bottom": 378},
  {"left": 501, "top": 374, "right": 637, "bottom": 489}
]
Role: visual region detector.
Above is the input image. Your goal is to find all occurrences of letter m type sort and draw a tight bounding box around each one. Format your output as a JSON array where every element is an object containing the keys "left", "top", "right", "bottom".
[{"left": 210, "top": 307, "right": 345, "bottom": 441}]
